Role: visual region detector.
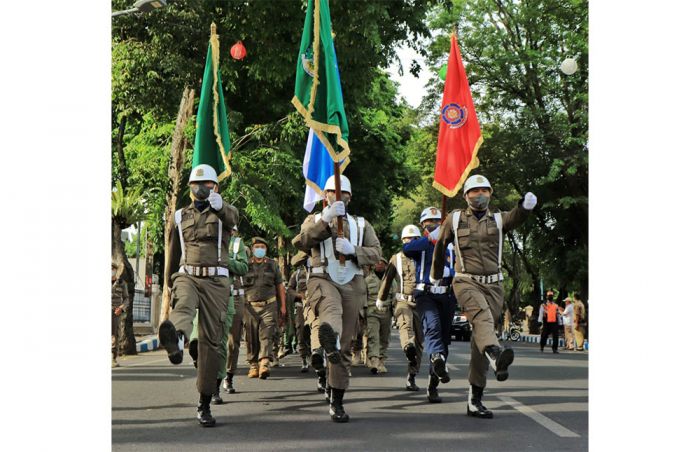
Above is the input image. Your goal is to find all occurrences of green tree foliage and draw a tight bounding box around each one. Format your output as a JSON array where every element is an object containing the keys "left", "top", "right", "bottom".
[
  {"left": 396, "top": 0, "right": 588, "bottom": 305},
  {"left": 112, "top": 0, "right": 437, "bottom": 271}
]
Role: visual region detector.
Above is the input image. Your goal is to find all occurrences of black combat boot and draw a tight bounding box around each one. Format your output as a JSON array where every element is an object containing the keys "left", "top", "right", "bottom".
[
  {"left": 484, "top": 345, "right": 514, "bottom": 382},
  {"left": 319, "top": 323, "right": 341, "bottom": 364},
  {"left": 430, "top": 352, "right": 450, "bottom": 383},
  {"left": 325, "top": 384, "right": 332, "bottom": 403},
  {"left": 223, "top": 373, "right": 236, "bottom": 394},
  {"left": 197, "top": 393, "right": 216, "bottom": 427},
  {"left": 158, "top": 320, "right": 184, "bottom": 365},
  {"left": 404, "top": 343, "right": 418, "bottom": 367},
  {"left": 189, "top": 338, "right": 198, "bottom": 368},
  {"left": 212, "top": 379, "right": 223, "bottom": 405},
  {"left": 467, "top": 385, "right": 493, "bottom": 419},
  {"left": 311, "top": 347, "right": 326, "bottom": 372},
  {"left": 427, "top": 374, "right": 441, "bottom": 403},
  {"left": 329, "top": 387, "right": 349, "bottom": 423},
  {"left": 316, "top": 369, "right": 327, "bottom": 393},
  {"left": 405, "top": 373, "right": 419, "bottom": 391},
  {"left": 301, "top": 356, "right": 309, "bottom": 373}
]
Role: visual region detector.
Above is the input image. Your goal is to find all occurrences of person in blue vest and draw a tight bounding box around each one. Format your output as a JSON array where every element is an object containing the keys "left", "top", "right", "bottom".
[{"left": 402, "top": 206, "right": 456, "bottom": 403}]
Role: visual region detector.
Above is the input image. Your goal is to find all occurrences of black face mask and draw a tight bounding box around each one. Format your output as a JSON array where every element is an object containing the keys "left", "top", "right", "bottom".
[
  {"left": 192, "top": 184, "right": 211, "bottom": 200},
  {"left": 374, "top": 270, "right": 385, "bottom": 279},
  {"left": 546, "top": 295, "right": 554, "bottom": 301}
]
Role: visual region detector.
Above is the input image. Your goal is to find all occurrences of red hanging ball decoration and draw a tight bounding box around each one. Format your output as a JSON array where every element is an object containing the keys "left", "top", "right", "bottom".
[{"left": 230, "top": 41, "right": 247, "bottom": 61}]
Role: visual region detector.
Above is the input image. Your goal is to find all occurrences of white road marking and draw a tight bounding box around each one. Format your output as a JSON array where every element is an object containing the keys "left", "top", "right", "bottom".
[
  {"left": 498, "top": 395, "right": 580, "bottom": 438},
  {"left": 113, "top": 357, "right": 170, "bottom": 368}
]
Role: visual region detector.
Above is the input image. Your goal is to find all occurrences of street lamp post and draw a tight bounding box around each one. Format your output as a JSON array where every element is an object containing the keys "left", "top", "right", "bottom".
[{"left": 112, "top": 0, "right": 167, "bottom": 18}]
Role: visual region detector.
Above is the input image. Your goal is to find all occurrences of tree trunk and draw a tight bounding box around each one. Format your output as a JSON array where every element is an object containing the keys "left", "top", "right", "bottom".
[
  {"left": 161, "top": 87, "right": 195, "bottom": 323},
  {"left": 114, "top": 115, "right": 129, "bottom": 189},
  {"left": 112, "top": 216, "right": 137, "bottom": 355}
]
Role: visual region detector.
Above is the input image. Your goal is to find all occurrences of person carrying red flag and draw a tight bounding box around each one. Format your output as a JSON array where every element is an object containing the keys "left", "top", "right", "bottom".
[{"left": 430, "top": 34, "right": 538, "bottom": 419}]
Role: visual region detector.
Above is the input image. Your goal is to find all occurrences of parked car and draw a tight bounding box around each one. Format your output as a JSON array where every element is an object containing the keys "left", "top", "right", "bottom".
[{"left": 451, "top": 310, "right": 471, "bottom": 341}]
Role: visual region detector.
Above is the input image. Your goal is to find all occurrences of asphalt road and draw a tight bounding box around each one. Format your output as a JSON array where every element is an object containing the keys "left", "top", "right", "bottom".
[{"left": 112, "top": 331, "right": 588, "bottom": 451}]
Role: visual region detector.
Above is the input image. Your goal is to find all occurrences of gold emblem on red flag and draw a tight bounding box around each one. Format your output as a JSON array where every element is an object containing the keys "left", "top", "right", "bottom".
[{"left": 441, "top": 103, "right": 468, "bottom": 129}]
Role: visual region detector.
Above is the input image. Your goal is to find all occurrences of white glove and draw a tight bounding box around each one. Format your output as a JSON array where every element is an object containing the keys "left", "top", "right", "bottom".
[
  {"left": 429, "top": 277, "right": 441, "bottom": 286},
  {"left": 376, "top": 299, "right": 389, "bottom": 311},
  {"left": 335, "top": 237, "right": 356, "bottom": 255},
  {"left": 321, "top": 201, "right": 345, "bottom": 223},
  {"left": 208, "top": 191, "right": 223, "bottom": 211},
  {"left": 428, "top": 226, "right": 441, "bottom": 241},
  {"left": 523, "top": 192, "right": 537, "bottom": 210}
]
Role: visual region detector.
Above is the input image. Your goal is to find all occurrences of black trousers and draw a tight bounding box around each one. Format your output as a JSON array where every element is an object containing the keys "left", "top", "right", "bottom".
[{"left": 540, "top": 322, "right": 559, "bottom": 351}]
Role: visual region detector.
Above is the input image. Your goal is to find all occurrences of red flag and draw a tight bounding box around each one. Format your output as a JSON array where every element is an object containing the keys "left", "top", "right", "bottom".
[{"left": 433, "top": 33, "right": 483, "bottom": 197}]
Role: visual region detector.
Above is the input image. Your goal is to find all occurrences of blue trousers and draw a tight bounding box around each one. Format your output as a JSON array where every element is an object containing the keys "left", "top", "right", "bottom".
[{"left": 415, "top": 291, "right": 456, "bottom": 374}]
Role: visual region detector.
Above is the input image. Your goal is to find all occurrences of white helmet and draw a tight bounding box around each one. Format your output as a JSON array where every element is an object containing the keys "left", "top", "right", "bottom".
[
  {"left": 401, "top": 224, "right": 421, "bottom": 239},
  {"left": 463, "top": 174, "right": 492, "bottom": 195},
  {"left": 323, "top": 174, "right": 352, "bottom": 194},
  {"left": 419, "top": 207, "right": 441, "bottom": 223},
  {"left": 189, "top": 164, "right": 218, "bottom": 184}
]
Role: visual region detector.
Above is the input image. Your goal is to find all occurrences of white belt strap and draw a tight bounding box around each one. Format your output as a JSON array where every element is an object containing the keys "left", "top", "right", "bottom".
[
  {"left": 396, "top": 252, "right": 404, "bottom": 295},
  {"left": 452, "top": 210, "right": 463, "bottom": 272},
  {"left": 314, "top": 213, "right": 328, "bottom": 264},
  {"left": 420, "top": 250, "right": 426, "bottom": 284},
  {"left": 217, "top": 219, "right": 222, "bottom": 264},
  {"left": 357, "top": 216, "right": 365, "bottom": 247},
  {"left": 494, "top": 212, "right": 503, "bottom": 271},
  {"left": 175, "top": 209, "right": 186, "bottom": 261},
  {"left": 347, "top": 214, "right": 358, "bottom": 246},
  {"left": 232, "top": 237, "right": 241, "bottom": 254}
]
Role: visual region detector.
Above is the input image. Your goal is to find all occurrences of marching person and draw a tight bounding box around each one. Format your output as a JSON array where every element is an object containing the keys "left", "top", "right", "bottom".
[
  {"left": 296, "top": 174, "right": 382, "bottom": 422},
  {"left": 432, "top": 174, "right": 536, "bottom": 419},
  {"left": 158, "top": 163, "right": 239, "bottom": 427},
  {"left": 364, "top": 258, "right": 395, "bottom": 375},
  {"left": 288, "top": 251, "right": 311, "bottom": 372},
  {"left": 538, "top": 290, "right": 562, "bottom": 353},
  {"left": 377, "top": 224, "right": 424, "bottom": 391},
  {"left": 223, "top": 240, "right": 250, "bottom": 394},
  {"left": 187, "top": 226, "right": 248, "bottom": 404},
  {"left": 403, "top": 207, "right": 456, "bottom": 404},
  {"left": 111, "top": 262, "right": 130, "bottom": 368},
  {"left": 242, "top": 237, "right": 286, "bottom": 380}
]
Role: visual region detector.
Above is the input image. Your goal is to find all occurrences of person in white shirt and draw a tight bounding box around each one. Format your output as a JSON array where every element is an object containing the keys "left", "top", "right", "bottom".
[{"left": 561, "top": 298, "right": 575, "bottom": 350}]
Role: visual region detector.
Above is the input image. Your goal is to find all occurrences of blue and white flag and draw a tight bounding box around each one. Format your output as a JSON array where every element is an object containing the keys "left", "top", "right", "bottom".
[{"left": 302, "top": 129, "right": 349, "bottom": 212}]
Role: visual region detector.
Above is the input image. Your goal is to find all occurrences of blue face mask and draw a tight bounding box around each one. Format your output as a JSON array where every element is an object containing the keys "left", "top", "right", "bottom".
[{"left": 253, "top": 248, "right": 266, "bottom": 259}]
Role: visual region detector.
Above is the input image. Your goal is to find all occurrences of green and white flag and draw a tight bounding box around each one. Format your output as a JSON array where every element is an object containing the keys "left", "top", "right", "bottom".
[
  {"left": 193, "top": 23, "right": 232, "bottom": 181},
  {"left": 291, "top": 0, "right": 350, "bottom": 162}
]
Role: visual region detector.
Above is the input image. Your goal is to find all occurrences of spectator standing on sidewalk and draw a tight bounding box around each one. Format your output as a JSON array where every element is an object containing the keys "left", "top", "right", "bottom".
[
  {"left": 538, "top": 290, "right": 562, "bottom": 353},
  {"left": 561, "top": 297, "right": 575, "bottom": 350},
  {"left": 573, "top": 292, "right": 587, "bottom": 351}
]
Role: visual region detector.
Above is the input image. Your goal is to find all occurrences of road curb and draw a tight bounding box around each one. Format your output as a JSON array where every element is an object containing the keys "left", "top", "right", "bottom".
[
  {"left": 518, "top": 334, "right": 588, "bottom": 351},
  {"left": 136, "top": 335, "right": 159, "bottom": 353}
]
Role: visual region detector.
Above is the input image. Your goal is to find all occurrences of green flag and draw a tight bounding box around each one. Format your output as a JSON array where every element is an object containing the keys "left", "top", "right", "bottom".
[
  {"left": 193, "top": 23, "right": 232, "bottom": 181},
  {"left": 291, "top": 0, "right": 350, "bottom": 162}
]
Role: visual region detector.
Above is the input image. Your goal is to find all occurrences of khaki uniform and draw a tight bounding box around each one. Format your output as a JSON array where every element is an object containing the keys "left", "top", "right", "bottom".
[
  {"left": 111, "top": 279, "right": 130, "bottom": 360},
  {"left": 573, "top": 300, "right": 586, "bottom": 350},
  {"left": 288, "top": 266, "right": 310, "bottom": 358},
  {"left": 365, "top": 271, "right": 395, "bottom": 361},
  {"left": 190, "top": 238, "right": 248, "bottom": 379},
  {"left": 296, "top": 213, "right": 381, "bottom": 390},
  {"left": 165, "top": 201, "right": 238, "bottom": 395},
  {"left": 226, "top": 275, "right": 246, "bottom": 374},
  {"left": 242, "top": 257, "right": 283, "bottom": 365},
  {"left": 378, "top": 252, "right": 424, "bottom": 375},
  {"left": 432, "top": 205, "right": 529, "bottom": 388}
]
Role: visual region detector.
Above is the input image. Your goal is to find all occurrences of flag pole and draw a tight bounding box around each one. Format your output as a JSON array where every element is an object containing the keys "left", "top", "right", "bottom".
[
  {"left": 333, "top": 161, "right": 346, "bottom": 264},
  {"left": 441, "top": 195, "right": 447, "bottom": 222}
]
